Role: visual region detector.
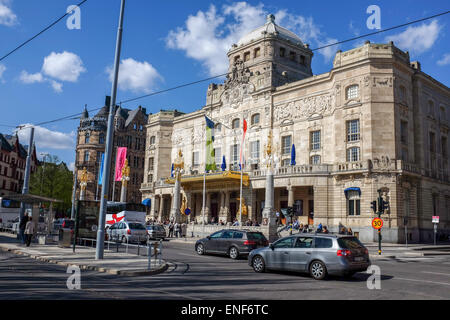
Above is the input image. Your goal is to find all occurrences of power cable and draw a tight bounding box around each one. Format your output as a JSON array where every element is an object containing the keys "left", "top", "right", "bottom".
[
  {"left": 4, "top": 9, "right": 450, "bottom": 130},
  {"left": 0, "top": 0, "right": 89, "bottom": 63}
]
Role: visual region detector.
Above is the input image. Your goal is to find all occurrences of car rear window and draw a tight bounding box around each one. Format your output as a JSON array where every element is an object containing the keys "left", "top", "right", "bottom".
[
  {"left": 247, "top": 232, "right": 267, "bottom": 241},
  {"left": 338, "top": 237, "right": 365, "bottom": 249},
  {"left": 233, "top": 232, "right": 243, "bottom": 239},
  {"left": 128, "top": 223, "right": 146, "bottom": 230}
]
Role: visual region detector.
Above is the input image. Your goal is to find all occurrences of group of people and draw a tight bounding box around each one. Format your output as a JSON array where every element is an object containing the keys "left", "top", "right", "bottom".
[
  {"left": 167, "top": 221, "right": 187, "bottom": 238},
  {"left": 18, "top": 215, "right": 35, "bottom": 247}
]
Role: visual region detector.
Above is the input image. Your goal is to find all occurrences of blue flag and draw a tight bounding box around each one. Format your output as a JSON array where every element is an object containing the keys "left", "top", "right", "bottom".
[{"left": 98, "top": 153, "right": 105, "bottom": 185}]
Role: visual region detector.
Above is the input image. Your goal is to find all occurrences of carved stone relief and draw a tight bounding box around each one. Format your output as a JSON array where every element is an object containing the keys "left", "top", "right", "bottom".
[{"left": 273, "top": 93, "right": 336, "bottom": 122}]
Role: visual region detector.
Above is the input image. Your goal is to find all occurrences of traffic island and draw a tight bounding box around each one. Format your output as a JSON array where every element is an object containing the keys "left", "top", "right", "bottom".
[{"left": 0, "top": 240, "right": 168, "bottom": 277}]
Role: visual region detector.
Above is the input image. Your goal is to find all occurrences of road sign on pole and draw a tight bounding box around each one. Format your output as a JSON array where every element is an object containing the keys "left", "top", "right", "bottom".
[
  {"left": 432, "top": 216, "right": 439, "bottom": 223},
  {"left": 372, "top": 217, "right": 383, "bottom": 229}
]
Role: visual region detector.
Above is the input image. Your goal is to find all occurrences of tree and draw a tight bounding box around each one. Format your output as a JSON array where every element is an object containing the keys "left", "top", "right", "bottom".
[{"left": 29, "top": 155, "right": 73, "bottom": 215}]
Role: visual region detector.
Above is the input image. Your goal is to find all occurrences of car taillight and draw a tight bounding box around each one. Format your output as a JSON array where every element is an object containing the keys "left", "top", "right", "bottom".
[
  {"left": 127, "top": 229, "right": 131, "bottom": 235},
  {"left": 244, "top": 240, "right": 256, "bottom": 245},
  {"left": 62, "top": 221, "right": 66, "bottom": 228},
  {"left": 337, "top": 249, "right": 352, "bottom": 256}
]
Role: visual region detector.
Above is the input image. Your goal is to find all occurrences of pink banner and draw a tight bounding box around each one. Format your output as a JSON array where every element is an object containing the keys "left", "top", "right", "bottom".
[{"left": 115, "top": 147, "right": 127, "bottom": 181}]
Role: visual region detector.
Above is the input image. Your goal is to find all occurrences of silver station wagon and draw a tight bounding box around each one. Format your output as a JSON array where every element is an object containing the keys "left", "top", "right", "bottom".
[{"left": 248, "top": 234, "right": 371, "bottom": 280}]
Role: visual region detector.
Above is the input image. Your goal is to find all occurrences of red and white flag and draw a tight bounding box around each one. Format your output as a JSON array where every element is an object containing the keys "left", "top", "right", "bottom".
[
  {"left": 239, "top": 119, "right": 247, "bottom": 170},
  {"left": 114, "top": 147, "right": 127, "bottom": 181}
]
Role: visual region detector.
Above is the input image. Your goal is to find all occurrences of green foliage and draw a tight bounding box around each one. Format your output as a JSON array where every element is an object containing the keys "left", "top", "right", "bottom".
[{"left": 29, "top": 155, "right": 73, "bottom": 214}]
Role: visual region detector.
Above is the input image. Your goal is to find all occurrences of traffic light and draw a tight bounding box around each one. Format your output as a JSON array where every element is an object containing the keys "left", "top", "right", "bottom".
[
  {"left": 287, "top": 206, "right": 293, "bottom": 217},
  {"left": 370, "top": 201, "right": 377, "bottom": 213},
  {"left": 381, "top": 200, "right": 389, "bottom": 213}
]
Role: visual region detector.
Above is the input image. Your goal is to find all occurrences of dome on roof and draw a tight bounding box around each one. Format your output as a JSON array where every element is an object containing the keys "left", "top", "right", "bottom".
[{"left": 236, "top": 14, "right": 304, "bottom": 47}]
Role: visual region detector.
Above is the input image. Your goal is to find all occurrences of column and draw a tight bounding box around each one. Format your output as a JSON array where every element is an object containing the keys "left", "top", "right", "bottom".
[
  {"left": 205, "top": 192, "right": 211, "bottom": 223},
  {"left": 170, "top": 176, "right": 181, "bottom": 223},
  {"left": 262, "top": 169, "right": 277, "bottom": 242},
  {"left": 287, "top": 184, "right": 294, "bottom": 207},
  {"left": 225, "top": 190, "right": 231, "bottom": 223},
  {"left": 159, "top": 195, "right": 164, "bottom": 222},
  {"left": 153, "top": 195, "right": 160, "bottom": 220}
]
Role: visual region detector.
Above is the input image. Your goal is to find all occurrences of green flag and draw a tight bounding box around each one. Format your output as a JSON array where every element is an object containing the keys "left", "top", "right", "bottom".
[{"left": 205, "top": 116, "right": 216, "bottom": 172}]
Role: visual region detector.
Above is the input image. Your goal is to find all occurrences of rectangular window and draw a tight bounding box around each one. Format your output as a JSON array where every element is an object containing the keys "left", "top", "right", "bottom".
[
  {"left": 279, "top": 47, "right": 285, "bottom": 57},
  {"left": 442, "top": 137, "right": 448, "bottom": 157},
  {"left": 347, "top": 147, "right": 360, "bottom": 162},
  {"left": 231, "top": 144, "right": 240, "bottom": 169},
  {"left": 244, "top": 51, "right": 250, "bottom": 62},
  {"left": 148, "top": 174, "right": 153, "bottom": 183},
  {"left": 254, "top": 47, "right": 261, "bottom": 58},
  {"left": 400, "top": 121, "right": 408, "bottom": 144},
  {"left": 282, "top": 136, "right": 291, "bottom": 155},
  {"left": 289, "top": 51, "right": 296, "bottom": 61},
  {"left": 429, "top": 132, "right": 436, "bottom": 153},
  {"left": 348, "top": 199, "right": 361, "bottom": 215},
  {"left": 282, "top": 158, "right": 290, "bottom": 167},
  {"left": 84, "top": 151, "right": 89, "bottom": 162},
  {"left": 310, "top": 155, "right": 321, "bottom": 164},
  {"left": 310, "top": 131, "right": 321, "bottom": 150},
  {"left": 148, "top": 157, "right": 154, "bottom": 171},
  {"left": 347, "top": 120, "right": 360, "bottom": 142},
  {"left": 214, "top": 148, "right": 221, "bottom": 167},
  {"left": 192, "top": 152, "right": 199, "bottom": 167},
  {"left": 251, "top": 141, "right": 260, "bottom": 160}
]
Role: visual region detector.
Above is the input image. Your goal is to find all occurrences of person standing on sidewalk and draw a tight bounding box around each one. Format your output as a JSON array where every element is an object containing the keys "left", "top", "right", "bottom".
[
  {"left": 168, "top": 221, "right": 174, "bottom": 238},
  {"left": 24, "top": 217, "right": 35, "bottom": 247},
  {"left": 19, "top": 215, "right": 29, "bottom": 244}
]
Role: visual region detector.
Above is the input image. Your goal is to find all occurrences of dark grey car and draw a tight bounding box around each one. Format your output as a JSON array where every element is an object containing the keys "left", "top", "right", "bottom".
[
  {"left": 146, "top": 224, "right": 166, "bottom": 240},
  {"left": 248, "top": 234, "right": 371, "bottom": 280},
  {"left": 195, "top": 229, "right": 269, "bottom": 259}
]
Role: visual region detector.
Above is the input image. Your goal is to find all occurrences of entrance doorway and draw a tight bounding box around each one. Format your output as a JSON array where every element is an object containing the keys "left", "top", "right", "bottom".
[
  {"left": 230, "top": 202, "right": 237, "bottom": 221},
  {"left": 308, "top": 199, "right": 314, "bottom": 225},
  {"left": 211, "top": 203, "right": 218, "bottom": 223}
]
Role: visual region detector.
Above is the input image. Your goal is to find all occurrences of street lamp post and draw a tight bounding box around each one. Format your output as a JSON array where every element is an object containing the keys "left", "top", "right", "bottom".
[{"left": 95, "top": 0, "right": 126, "bottom": 260}]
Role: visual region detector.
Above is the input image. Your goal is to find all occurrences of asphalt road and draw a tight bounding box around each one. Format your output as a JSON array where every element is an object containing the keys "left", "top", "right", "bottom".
[{"left": 1, "top": 239, "right": 450, "bottom": 300}]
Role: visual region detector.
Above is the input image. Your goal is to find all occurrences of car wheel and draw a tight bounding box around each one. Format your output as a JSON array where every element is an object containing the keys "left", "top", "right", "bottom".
[
  {"left": 229, "top": 246, "right": 239, "bottom": 259},
  {"left": 121, "top": 236, "right": 127, "bottom": 244},
  {"left": 252, "top": 255, "right": 266, "bottom": 273},
  {"left": 196, "top": 243, "right": 205, "bottom": 255},
  {"left": 310, "top": 260, "right": 327, "bottom": 280}
]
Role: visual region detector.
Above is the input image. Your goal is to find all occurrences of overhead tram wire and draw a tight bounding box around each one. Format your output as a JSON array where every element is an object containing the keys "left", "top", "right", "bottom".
[
  {"left": 117, "top": 10, "right": 450, "bottom": 107},
  {"left": 0, "top": 0, "right": 89, "bottom": 63},
  {"left": 3, "top": 9, "right": 450, "bottom": 130}
]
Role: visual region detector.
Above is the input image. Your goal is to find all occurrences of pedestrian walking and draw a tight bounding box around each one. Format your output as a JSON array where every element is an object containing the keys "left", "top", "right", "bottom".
[
  {"left": 168, "top": 221, "right": 174, "bottom": 238},
  {"left": 346, "top": 228, "right": 353, "bottom": 235},
  {"left": 24, "top": 217, "right": 35, "bottom": 247},
  {"left": 316, "top": 223, "right": 323, "bottom": 233},
  {"left": 19, "top": 215, "right": 29, "bottom": 244}
]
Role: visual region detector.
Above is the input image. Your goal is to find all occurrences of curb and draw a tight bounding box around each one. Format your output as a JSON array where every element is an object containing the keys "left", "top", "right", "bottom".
[{"left": 0, "top": 246, "right": 169, "bottom": 276}]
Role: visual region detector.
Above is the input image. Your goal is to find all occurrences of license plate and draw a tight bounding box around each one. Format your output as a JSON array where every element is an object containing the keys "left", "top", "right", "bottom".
[{"left": 354, "top": 257, "right": 364, "bottom": 262}]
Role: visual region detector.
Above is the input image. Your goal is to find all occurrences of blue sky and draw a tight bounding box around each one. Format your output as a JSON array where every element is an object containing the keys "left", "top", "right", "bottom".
[{"left": 0, "top": 0, "right": 449, "bottom": 169}]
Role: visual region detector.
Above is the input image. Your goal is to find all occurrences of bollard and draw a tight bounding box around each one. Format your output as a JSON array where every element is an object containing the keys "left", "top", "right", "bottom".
[
  {"left": 147, "top": 242, "right": 151, "bottom": 270},
  {"left": 116, "top": 240, "right": 119, "bottom": 253},
  {"left": 159, "top": 239, "right": 162, "bottom": 265},
  {"left": 137, "top": 237, "right": 140, "bottom": 256}
]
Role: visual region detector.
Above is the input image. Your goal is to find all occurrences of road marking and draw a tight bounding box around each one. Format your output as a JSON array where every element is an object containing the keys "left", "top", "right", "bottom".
[
  {"left": 394, "top": 277, "right": 450, "bottom": 286},
  {"left": 422, "top": 271, "right": 450, "bottom": 277}
]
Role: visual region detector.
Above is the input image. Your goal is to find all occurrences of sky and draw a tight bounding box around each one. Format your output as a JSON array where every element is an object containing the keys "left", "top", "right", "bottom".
[{"left": 0, "top": 0, "right": 449, "bottom": 170}]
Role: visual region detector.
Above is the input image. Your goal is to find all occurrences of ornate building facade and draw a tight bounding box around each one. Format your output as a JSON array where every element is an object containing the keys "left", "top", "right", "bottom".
[
  {"left": 140, "top": 14, "right": 450, "bottom": 243},
  {"left": 75, "top": 97, "right": 148, "bottom": 204},
  {"left": 0, "top": 133, "right": 39, "bottom": 196}
]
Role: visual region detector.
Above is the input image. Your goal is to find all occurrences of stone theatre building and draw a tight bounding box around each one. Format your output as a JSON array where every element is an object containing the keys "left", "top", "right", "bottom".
[{"left": 140, "top": 14, "right": 450, "bottom": 243}]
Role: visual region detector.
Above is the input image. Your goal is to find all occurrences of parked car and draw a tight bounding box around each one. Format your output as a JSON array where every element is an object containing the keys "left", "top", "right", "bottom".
[
  {"left": 195, "top": 229, "right": 269, "bottom": 259},
  {"left": 107, "top": 221, "right": 147, "bottom": 244},
  {"left": 11, "top": 217, "right": 20, "bottom": 234},
  {"left": 146, "top": 224, "right": 166, "bottom": 240},
  {"left": 53, "top": 218, "right": 75, "bottom": 232},
  {"left": 248, "top": 234, "right": 370, "bottom": 280}
]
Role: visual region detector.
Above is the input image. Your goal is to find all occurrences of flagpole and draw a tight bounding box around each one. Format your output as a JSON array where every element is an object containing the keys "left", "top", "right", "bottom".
[{"left": 202, "top": 143, "right": 206, "bottom": 235}]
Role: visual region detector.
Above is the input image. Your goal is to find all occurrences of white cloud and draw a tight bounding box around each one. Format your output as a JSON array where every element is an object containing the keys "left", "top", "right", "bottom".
[
  {"left": 0, "top": 64, "right": 5, "bottom": 82},
  {"left": 19, "top": 51, "right": 85, "bottom": 92},
  {"left": 167, "top": 2, "right": 338, "bottom": 75},
  {"left": 42, "top": 51, "right": 86, "bottom": 82},
  {"left": 16, "top": 124, "right": 75, "bottom": 150},
  {"left": 385, "top": 20, "right": 442, "bottom": 55},
  {"left": 107, "top": 58, "right": 162, "bottom": 93},
  {"left": 68, "top": 162, "right": 75, "bottom": 172},
  {"left": 0, "top": 0, "right": 18, "bottom": 26},
  {"left": 19, "top": 71, "right": 44, "bottom": 83},
  {"left": 437, "top": 53, "right": 450, "bottom": 66}
]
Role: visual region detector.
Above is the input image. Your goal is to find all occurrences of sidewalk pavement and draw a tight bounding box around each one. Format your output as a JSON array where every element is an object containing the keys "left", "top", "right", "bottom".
[{"left": 0, "top": 233, "right": 168, "bottom": 276}]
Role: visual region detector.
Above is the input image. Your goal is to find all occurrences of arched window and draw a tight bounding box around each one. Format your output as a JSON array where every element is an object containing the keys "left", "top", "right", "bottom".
[
  {"left": 232, "top": 118, "right": 240, "bottom": 129},
  {"left": 85, "top": 132, "right": 90, "bottom": 144},
  {"left": 251, "top": 113, "right": 260, "bottom": 125},
  {"left": 346, "top": 85, "right": 359, "bottom": 100},
  {"left": 310, "top": 155, "right": 321, "bottom": 164},
  {"left": 347, "top": 190, "right": 361, "bottom": 216},
  {"left": 215, "top": 123, "right": 222, "bottom": 132},
  {"left": 150, "top": 136, "right": 156, "bottom": 145},
  {"left": 440, "top": 106, "right": 446, "bottom": 121},
  {"left": 99, "top": 133, "right": 105, "bottom": 144}
]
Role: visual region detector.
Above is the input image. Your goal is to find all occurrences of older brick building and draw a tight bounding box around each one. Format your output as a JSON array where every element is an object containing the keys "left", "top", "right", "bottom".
[
  {"left": 75, "top": 97, "right": 148, "bottom": 204},
  {"left": 0, "top": 133, "right": 39, "bottom": 197}
]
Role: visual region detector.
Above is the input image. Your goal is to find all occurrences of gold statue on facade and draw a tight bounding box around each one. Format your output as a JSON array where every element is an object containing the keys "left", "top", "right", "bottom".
[
  {"left": 121, "top": 159, "right": 130, "bottom": 187},
  {"left": 237, "top": 197, "right": 248, "bottom": 216},
  {"left": 173, "top": 149, "right": 184, "bottom": 180},
  {"left": 180, "top": 195, "right": 187, "bottom": 215},
  {"left": 80, "top": 167, "right": 88, "bottom": 190}
]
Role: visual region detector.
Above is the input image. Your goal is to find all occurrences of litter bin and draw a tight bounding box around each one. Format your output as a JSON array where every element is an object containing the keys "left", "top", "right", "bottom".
[{"left": 58, "top": 228, "right": 73, "bottom": 248}]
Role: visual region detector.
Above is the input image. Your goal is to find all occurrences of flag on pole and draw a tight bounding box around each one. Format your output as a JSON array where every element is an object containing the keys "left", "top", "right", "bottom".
[
  {"left": 114, "top": 147, "right": 127, "bottom": 181},
  {"left": 239, "top": 119, "right": 247, "bottom": 170},
  {"left": 98, "top": 153, "right": 105, "bottom": 185},
  {"left": 205, "top": 116, "right": 216, "bottom": 172}
]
